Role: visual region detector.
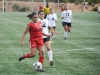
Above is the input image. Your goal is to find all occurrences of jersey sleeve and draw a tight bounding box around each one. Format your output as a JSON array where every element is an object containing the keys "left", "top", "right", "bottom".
[
  {"left": 70, "top": 10, "right": 72, "bottom": 15},
  {"left": 47, "top": 20, "right": 51, "bottom": 27},
  {"left": 54, "top": 14, "right": 57, "bottom": 20},
  {"left": 46, "top": 15, "right": 49, "bottom": 20}
]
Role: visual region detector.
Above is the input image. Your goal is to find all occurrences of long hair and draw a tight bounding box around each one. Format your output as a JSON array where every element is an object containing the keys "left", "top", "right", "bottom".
[{"left": 27, "top": 12, "right": 37, "bottom": 19}]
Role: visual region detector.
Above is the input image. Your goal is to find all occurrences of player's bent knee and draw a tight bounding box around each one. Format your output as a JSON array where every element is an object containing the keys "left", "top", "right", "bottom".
[
  {"left": 46, "top": 47, "right": 50, "bottom": 51},
  {"left": 30, "top": 53, "right": 35, "bottom": 57},
  {"left": 39, "top": 52, "right": 44, "bottom": 56}
]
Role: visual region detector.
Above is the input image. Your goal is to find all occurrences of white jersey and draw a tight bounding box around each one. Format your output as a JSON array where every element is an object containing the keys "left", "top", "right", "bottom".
[
  {"left": 61, "top": 10, "right": 72, "bottom": 23},
  {"left": 38, "top": 18, "right": 51, "bottom": 38},
  {"left": 98, "top": 6, "right": 100, "bottom": 12},
  {"left": 46, "top": 13, "right": 57, "bottom": 27}
]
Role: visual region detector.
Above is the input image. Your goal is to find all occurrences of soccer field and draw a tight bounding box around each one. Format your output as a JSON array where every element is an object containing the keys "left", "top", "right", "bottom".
[{"left": 0, "top": 12, "right": 100, "bottom": 75}]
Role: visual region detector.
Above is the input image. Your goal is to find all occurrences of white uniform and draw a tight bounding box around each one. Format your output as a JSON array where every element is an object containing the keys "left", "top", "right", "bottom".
[
  {"left": 38, "top": 18, "right": 51, "bottom": 38},
  {"left": 98, "top": 6, "right": 100, "bottom": 12},
  {"left": 46, "top": 13, "right": 57, "bottom": 27},
  {"left": 61, "top": 10, "right": 72, "bottom": 23}
]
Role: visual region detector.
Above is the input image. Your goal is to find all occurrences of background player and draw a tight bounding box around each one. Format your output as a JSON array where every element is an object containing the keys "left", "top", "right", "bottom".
[
  {"left": 98, "top": 5, "right": 100, "bottom": 18},
  {"left": 46, "top": 8, "right": 58, "bottom": 43},
  {"left": 61, "top": 4, "right": 72, "bottom": 40},
  {"left": 43, "top": 2, "right": 51, "bottom": 19},
  {"left": 39, "top": 5, "right": 43, "bottom": 11},
  {"left": 61, "top": 5, "right": 64, "bottom": 12},
  {"left": 38, "top": 10, "right": 59, "bottom": 66},
  {"left": 18, "top": 12, "right": 45, "bottom": 72}
]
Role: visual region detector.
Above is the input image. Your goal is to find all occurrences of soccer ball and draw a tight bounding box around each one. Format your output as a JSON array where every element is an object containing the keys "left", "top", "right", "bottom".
[{"left": 33, "top": 61, "right": 42, "bottom": 71}]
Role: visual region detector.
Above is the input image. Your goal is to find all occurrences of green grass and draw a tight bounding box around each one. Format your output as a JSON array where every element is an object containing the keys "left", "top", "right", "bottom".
[{"left": 0, "top": 12, "right": 100, "bottom": 75}]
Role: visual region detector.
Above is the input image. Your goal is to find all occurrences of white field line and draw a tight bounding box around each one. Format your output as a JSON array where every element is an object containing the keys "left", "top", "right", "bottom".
[
  {"left": 0, "top": 48, "right": 96, "bottom": 54},
  {"left": 53, "top": 48, "right": 96, "bottom": 54}
]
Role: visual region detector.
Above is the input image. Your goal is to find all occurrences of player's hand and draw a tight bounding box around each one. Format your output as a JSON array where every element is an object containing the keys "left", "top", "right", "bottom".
[
  {"left": 47, "top": 34, "right": 52, "bottom": 38},
  {"left": 20, "top": 41, "right": 24, "bottom": 46},
  {"left": 62, "top": 17, "right": 64, "bottom": 19},
  {"left": 55, "top": 31, "right": 59, "bottom": 35}
]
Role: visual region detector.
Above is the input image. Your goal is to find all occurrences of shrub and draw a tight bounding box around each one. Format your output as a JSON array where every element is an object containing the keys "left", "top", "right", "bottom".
[
  {"left": 93, "top": 7, "right": 98, "bottom": 12},
  {"left": 91, "top": 2, "right": 95, "bottom": 6},
  {"left": 12, "top": 4, "right": 20, "bottom": 11},
  {"left": 75, "top": 0, "right": 79, "bottom": 5},
  {"left": 19, "top": 6, "right": 29, "bottom": 12},
  {"left": 88, "top": 1, "right": 92, "bottom": 5}
]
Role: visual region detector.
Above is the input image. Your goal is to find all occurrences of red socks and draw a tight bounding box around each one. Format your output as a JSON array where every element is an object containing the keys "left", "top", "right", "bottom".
[
  {"left": 23, "top": 53, "right": 44, "bottom": 65},
  {"left": 23, "top": 53, "right": 30, "bottom": 58},
  {"left": 39, "top": 56, "right": 44, "bottom": 65}
]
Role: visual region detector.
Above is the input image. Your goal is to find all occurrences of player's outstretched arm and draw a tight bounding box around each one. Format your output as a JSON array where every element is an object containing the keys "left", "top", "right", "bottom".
[
  {"left": 42, "top": 33, "right": 52, "bottom": 38},
  {"left": 49, "top": 26, "right": 59, "bottom": 35},
  {"left": 20, "top": 24, "right": 30, "bottom": 46}
]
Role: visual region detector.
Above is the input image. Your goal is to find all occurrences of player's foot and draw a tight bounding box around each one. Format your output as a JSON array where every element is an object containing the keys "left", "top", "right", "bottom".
[
  {"left": 64, "top": 37, "right": 67, "bottom": 40},
  {"left": 50, "top": 61, "right": 53, "bottom": 66},
  {"left": 38, "top": 68, "right": 45, "bottom": 72},
  {"left": 18, "top": 56, "right": 24, "bottom": 61}
]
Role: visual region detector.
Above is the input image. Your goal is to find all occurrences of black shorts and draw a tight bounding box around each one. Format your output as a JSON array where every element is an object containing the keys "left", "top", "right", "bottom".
[
  {"left": 98, "top": 12, "right": 100, "bottom": 13},
  {"left": 43, "top": 37, "right": 50, "bottom": 43},
  {"left": 48, "top": 26, "right": 56, "bottom": 30},
  {"left": 62, "top": 22, "right": 71, "bottom": 27}
]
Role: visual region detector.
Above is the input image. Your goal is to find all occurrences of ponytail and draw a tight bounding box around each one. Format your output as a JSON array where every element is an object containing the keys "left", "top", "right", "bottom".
[{"left": 27, "top": 12, "right": 37, "bottom": 19}]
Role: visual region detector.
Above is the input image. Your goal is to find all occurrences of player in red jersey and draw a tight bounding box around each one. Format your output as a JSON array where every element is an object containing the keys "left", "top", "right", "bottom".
[
  {"left": 18, "top": 12, "right": 47, "bottom": 72},
  {"left": 61, "top": 6, "right": 64, "bottom": 12},
  {"left": 39, "top": 5, "right": 43, "bottom": 11}
]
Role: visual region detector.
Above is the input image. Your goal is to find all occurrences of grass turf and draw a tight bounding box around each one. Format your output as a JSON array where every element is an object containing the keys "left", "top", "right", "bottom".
[{"left": 0, "top": 12, "right": 100, "bottom": 75}]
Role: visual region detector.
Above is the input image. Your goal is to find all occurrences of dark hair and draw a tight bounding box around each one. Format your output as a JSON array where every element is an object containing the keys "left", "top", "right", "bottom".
[
  {"left": 27, "top": 12, "right": 37, "bottom": 19},
  {"left": 38, "top": 10, "right": 44, "bottom": 15}
]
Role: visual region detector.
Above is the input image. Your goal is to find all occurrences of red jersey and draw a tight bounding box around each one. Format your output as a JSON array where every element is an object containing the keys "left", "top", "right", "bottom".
[
  {"left": 29, "top": 21, "right": 42, "bottom": 41},
  {"left": 39, "top": 5, "right": 43, "bottom": 10},
  {"left": 61, "top": 7, "right": 64, "bottom": 12}
]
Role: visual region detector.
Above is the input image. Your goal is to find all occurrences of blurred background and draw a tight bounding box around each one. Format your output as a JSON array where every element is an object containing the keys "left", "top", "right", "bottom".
[{"left": 0, "top": 0, "right": 100, "bottom": 12}]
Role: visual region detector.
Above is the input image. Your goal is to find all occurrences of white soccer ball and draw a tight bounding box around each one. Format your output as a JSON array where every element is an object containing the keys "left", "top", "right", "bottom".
[{"left": 33, "top": 61, "right": 42, "bottom": 71}]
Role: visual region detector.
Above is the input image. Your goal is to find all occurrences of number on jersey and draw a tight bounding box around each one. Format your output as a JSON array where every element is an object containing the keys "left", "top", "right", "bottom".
[{"left": 66, "top": 13, "right": 69, "bottom": 16}]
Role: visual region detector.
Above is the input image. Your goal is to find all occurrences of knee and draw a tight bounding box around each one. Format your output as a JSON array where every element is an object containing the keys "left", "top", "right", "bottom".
[
  {"left": 68, "top": 29, "right": 71, "bottom": 32},
  {"left": 30, "top": 53, "right": 35, "bottom": 57},
  {"left": 39, "top": 51, "right": 44, "bottom": 56},
  {"left": 46, "top": 47, "right": 50, "bottom": 51}
]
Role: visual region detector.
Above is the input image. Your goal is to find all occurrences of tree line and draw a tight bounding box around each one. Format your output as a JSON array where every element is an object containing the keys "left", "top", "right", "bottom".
[
  {"left": 0, "top": 0, "right": 100, "bottom": 4},
  {"left": 52, "top": 0, "right": 100, "bottom": 4}
]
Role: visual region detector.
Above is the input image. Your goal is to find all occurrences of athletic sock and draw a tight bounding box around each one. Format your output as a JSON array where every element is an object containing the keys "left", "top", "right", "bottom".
[
  {"left": 39, "top": 56, "right": 44, "bottom": 65},
  {"left": 23, "top": 53, "right": 30, "bottom": 58},
  {"left": 64, "top": 31, "right": 68, "bottom": 38},
  {"left": 48, "top": 51, "right": 53, "bottom": 61}
]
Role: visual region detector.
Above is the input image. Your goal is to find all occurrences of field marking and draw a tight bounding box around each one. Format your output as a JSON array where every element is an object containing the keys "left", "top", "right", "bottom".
[
  {"left": 53, "top": 47, "right": 96, "bottom": 54},
  {"left": 0, "top": 48, "right": 98, "bottom": 54},
  {"left": 67, "top": 48, "right": 95, "bottom": 52}
]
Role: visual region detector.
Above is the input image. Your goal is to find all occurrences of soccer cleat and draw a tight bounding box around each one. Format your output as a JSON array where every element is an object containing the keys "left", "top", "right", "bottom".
[
  {"left": 64, "top": 37, "right": 67, "bottom": 40},
  {"left": 18, "top": 56, "right": 24, "bottom": 61},
  {"left": 38, "top": 68, "right": 45, "bottom": 72},
  {"left": 50, "top": 61, "right": 53, "bottom": 66}
]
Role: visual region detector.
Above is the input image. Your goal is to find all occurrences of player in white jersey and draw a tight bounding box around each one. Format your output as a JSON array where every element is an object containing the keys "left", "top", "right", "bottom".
[
  {"left": 98, "top": 5, "right": 100, "bottom": 18},
  {"left": 46, "top": 8, "right": 58, "bottom": 42},
  {"left": 61, "top": 4, "right": 72, "bottom": 40},
  {"left": 38, "top": 10, "right": 59, "bottom": 66}
]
